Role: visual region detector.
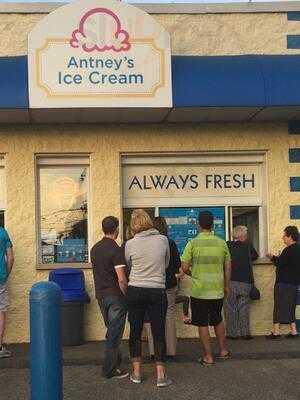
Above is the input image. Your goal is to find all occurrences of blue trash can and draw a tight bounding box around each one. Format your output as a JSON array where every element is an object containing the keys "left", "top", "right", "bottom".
[{"left": 49, "top": 268, "right": 90, "bottom": 346}]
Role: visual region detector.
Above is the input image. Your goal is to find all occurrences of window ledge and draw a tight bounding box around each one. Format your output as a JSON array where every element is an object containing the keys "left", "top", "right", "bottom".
[{"left": 37, "top": 262, "right": 92, "bottom": 270}]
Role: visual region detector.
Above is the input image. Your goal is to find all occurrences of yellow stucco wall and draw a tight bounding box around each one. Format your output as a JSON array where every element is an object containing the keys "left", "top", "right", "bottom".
[
  {"left": 0, "top": 9, "right": 300, "bottom": 342},
  {"left": 1, "top": 12, "right": 300, "bottom": 57},
  {"left": 0, "top": 122, "right": 299, "bottom": 342}
]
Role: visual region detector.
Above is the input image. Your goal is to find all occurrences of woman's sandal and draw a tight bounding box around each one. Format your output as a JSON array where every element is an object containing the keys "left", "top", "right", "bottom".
[
  {"left": 198, "top": 358, "right": 214, "bottom": 366},
  {"left": 217, "top": 351, "right": 231, "bottom": 360}
]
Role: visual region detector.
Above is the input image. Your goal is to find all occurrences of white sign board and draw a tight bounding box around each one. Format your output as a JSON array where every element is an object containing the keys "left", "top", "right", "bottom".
[
  {"left": 28, "top": 0, "right": 172, "bottom": 108},
  {"left": 123, "top": 164, "right": 262, "bottom": 201}
]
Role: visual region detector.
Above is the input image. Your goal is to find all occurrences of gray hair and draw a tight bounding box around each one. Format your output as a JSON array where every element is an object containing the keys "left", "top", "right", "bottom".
[{"left": 232, "top": 225, "right": 248, "bottom": 239}]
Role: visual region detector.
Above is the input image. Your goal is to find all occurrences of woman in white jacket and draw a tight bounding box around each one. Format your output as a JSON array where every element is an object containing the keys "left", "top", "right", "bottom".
[{"left": 125, "top": 209, "right": 171, "bottom": 387}]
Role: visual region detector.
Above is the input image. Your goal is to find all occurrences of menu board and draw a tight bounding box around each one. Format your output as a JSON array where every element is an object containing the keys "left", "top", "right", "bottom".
[
  {"left": 56, "top": 238, "right": 87, "bottom": 263},
  {"left": 159, "top": 207, "right": 225, "bottom": 255}
]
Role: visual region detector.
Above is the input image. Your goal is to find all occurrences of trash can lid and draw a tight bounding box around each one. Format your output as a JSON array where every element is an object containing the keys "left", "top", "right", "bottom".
[{"left": 49, "top": 268, "right": 83, "bottom": 276}]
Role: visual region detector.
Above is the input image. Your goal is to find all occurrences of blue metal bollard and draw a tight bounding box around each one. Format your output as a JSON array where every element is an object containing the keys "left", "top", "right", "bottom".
[{"left": 30, "top": 282, "right": 63, "bottom": 400}]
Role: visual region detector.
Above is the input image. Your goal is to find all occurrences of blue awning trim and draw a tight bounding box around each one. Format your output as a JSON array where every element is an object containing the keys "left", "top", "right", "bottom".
[
  {"left": 263, "top": 56, "right": 300, "bottom": 105},
  {"left": 0, "top": 56, "right": 28, "bottom": 108},
  {"left": 171, "top": 55, "right": 266, "bottom": 107},
  {"left": 171, "top": 55, "right": 300, "bottom": 108},
  {"left": 2, "top": 54, "right": 300, "bottom": 116}
]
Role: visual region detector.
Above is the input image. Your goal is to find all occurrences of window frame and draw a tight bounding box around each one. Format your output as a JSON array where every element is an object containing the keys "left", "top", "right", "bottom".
[
  {"left": 36, "top": 154, "right": 91, "bottom": 270},
  {"left": 121, "top": 151, "right": 268, "bottom": 258}
]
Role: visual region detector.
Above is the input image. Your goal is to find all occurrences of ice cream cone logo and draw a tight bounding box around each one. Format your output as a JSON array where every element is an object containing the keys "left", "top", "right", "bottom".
[
  {"left": 52, "top": 177, "right": 78, "bottom": 209},
  {"left": 70, "top": 8, "right": 131, "bottom": 52}
]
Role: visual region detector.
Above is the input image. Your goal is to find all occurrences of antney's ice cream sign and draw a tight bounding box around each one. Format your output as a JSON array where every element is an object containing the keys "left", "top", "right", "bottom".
[{"left": 28, "top": 0, "right": 172, "bottom": 108}]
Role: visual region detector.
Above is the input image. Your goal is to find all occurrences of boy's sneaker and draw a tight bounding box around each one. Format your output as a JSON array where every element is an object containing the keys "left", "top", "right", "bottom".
[
  {"left": 110, "top": 369, "right": 129, "bottom": 379},
  {"left": 157, "top": 376, "right": 172, "bottom": 387},
  {"left": 0, "top": 346, "right": 12, "bottom": 358},
  {"left": 130, "top": 373, "right": 142, "bottom": 384}
]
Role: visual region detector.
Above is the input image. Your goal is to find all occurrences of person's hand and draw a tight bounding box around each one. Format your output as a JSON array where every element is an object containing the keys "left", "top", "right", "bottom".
[
  {"left": 224, "top": 285, "right": 230, "bottom": 297},
  {"left": 176, "top": 268, "right": 184, "bottom": 279}
]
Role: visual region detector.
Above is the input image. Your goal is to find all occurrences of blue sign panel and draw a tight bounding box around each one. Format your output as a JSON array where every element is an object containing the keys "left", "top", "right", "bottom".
[
  {"left": 56, "top": 239, "right": 87, "bottom": 263},
  {"left": 159, "top": 207, "right": 225, "bottom": 255}
]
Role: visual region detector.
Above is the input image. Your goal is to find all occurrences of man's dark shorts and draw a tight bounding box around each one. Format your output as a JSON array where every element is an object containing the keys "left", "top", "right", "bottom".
[{"left": 191, "top": 297, "right": 223, "bottom": 327}]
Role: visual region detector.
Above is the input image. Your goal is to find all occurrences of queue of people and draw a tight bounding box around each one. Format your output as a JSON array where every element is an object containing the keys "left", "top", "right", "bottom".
[{"left": 90, "top": 210, "right": 300, "bottom": 387}]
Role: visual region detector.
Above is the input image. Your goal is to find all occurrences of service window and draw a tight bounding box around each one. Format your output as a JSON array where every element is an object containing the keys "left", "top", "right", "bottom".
[
  {"left": 37, "top": 156, "right": 90, "bottom": 266},
  {"left": 229, "top": 206, "right": 260, "bottom": 253},
  {"left": 122, "top": 152, "right": 267, "bottom": 258}
]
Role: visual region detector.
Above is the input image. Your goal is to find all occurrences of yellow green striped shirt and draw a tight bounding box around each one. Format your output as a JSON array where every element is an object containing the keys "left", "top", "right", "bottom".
[{"left": 181, "top": 232, "right": 231, "bottom": 299}]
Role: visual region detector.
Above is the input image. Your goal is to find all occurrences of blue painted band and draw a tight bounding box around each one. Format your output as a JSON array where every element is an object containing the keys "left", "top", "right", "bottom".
[
  {"left": 290, "top": 177, "right": 300, "bottom": 192},
  {"left": 287, "top": 35, "right": 300, "bottom": 49},
  {"left": 4, "top": 54, "right": 300, "bottom": 110},
  {"left": 289, "top": 149, "right": 300, "bottom": 163},
  {"left": 287, "top": 12, "right": 300, "bottom": 21},
  {"left": 290, "top": 206, "right": 300, "bottom": 219}
]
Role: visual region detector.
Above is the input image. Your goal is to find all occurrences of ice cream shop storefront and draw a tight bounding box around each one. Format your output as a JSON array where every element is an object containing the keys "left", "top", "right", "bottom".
[{"left": 1, "top": 0, "right": 300, "bottom": 342}]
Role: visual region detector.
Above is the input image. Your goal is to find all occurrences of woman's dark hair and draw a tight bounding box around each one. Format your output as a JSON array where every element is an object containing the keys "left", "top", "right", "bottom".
[
  {"left": 153, "top": 216, "right": 168, "bottom": 236},
  {"left": 102, "top": 216, "right": 119, "bottom": 235},
  {"left": 198, "top": 211, "right": 214, "bottom": 230},
  {"left": 284, "top": 226, "right": 299, "bottom": 242}
]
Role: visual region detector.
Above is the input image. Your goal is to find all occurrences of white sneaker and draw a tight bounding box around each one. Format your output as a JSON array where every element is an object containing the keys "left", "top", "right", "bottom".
[
  {"left": 157, "top": 376, "right": 172, "bottom": 387},
  {"left": 110, "top": 369, "right": 129, "bottom": 379},
  {"left": 0, "top": 345, "right": 12, "bottom": 358},
  {"left": 130, "top": 373, "right": 142, "bottom": 384}
]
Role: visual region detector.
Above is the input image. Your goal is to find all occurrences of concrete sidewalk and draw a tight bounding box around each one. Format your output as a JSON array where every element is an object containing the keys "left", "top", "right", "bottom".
[{"left": 1, "top": 337, "right": 300, "bottom": 399}]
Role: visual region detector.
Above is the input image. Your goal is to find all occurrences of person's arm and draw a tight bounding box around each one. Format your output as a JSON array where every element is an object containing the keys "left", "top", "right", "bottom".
[
  {"left": 115, "top": 266, "right": 128, "bottom": 296},
  {"left": 250, "top": 244, "right": 259, "bottom": 262},
  {"left": 6, "top": 247, "right": 14, "bottom": 275},
  {"left": 169, "top": 239, "right": 181, "bottom": 274},
  {"left": 124, "top": 242, "right": 132, "bottom": 271},
  {"left": 267, "top": 249, "right": 286, "bottom": 268},
  {"left": 224, "top": 242, "right": 231, "bottom": 297},
  {"left": 165, "top": 238, "right": 170, "bottom": 270},
  {"left": 114, "top": 245, "right": 128, "bottom": 295},
  {"left": 181, "top": 241, "right": 192, "bottom": 276},
  {"left": 224, "top": 260, "right": 231, "bottom": 297},
  {"left": 276, "top": 247, "right": 291, "bottom": 268},
  {"left": 176, "top": 267, "right": 185, "bottom": 279},
  {"left": 181, "top": 261, "right": 192, "bottom": 276}
]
